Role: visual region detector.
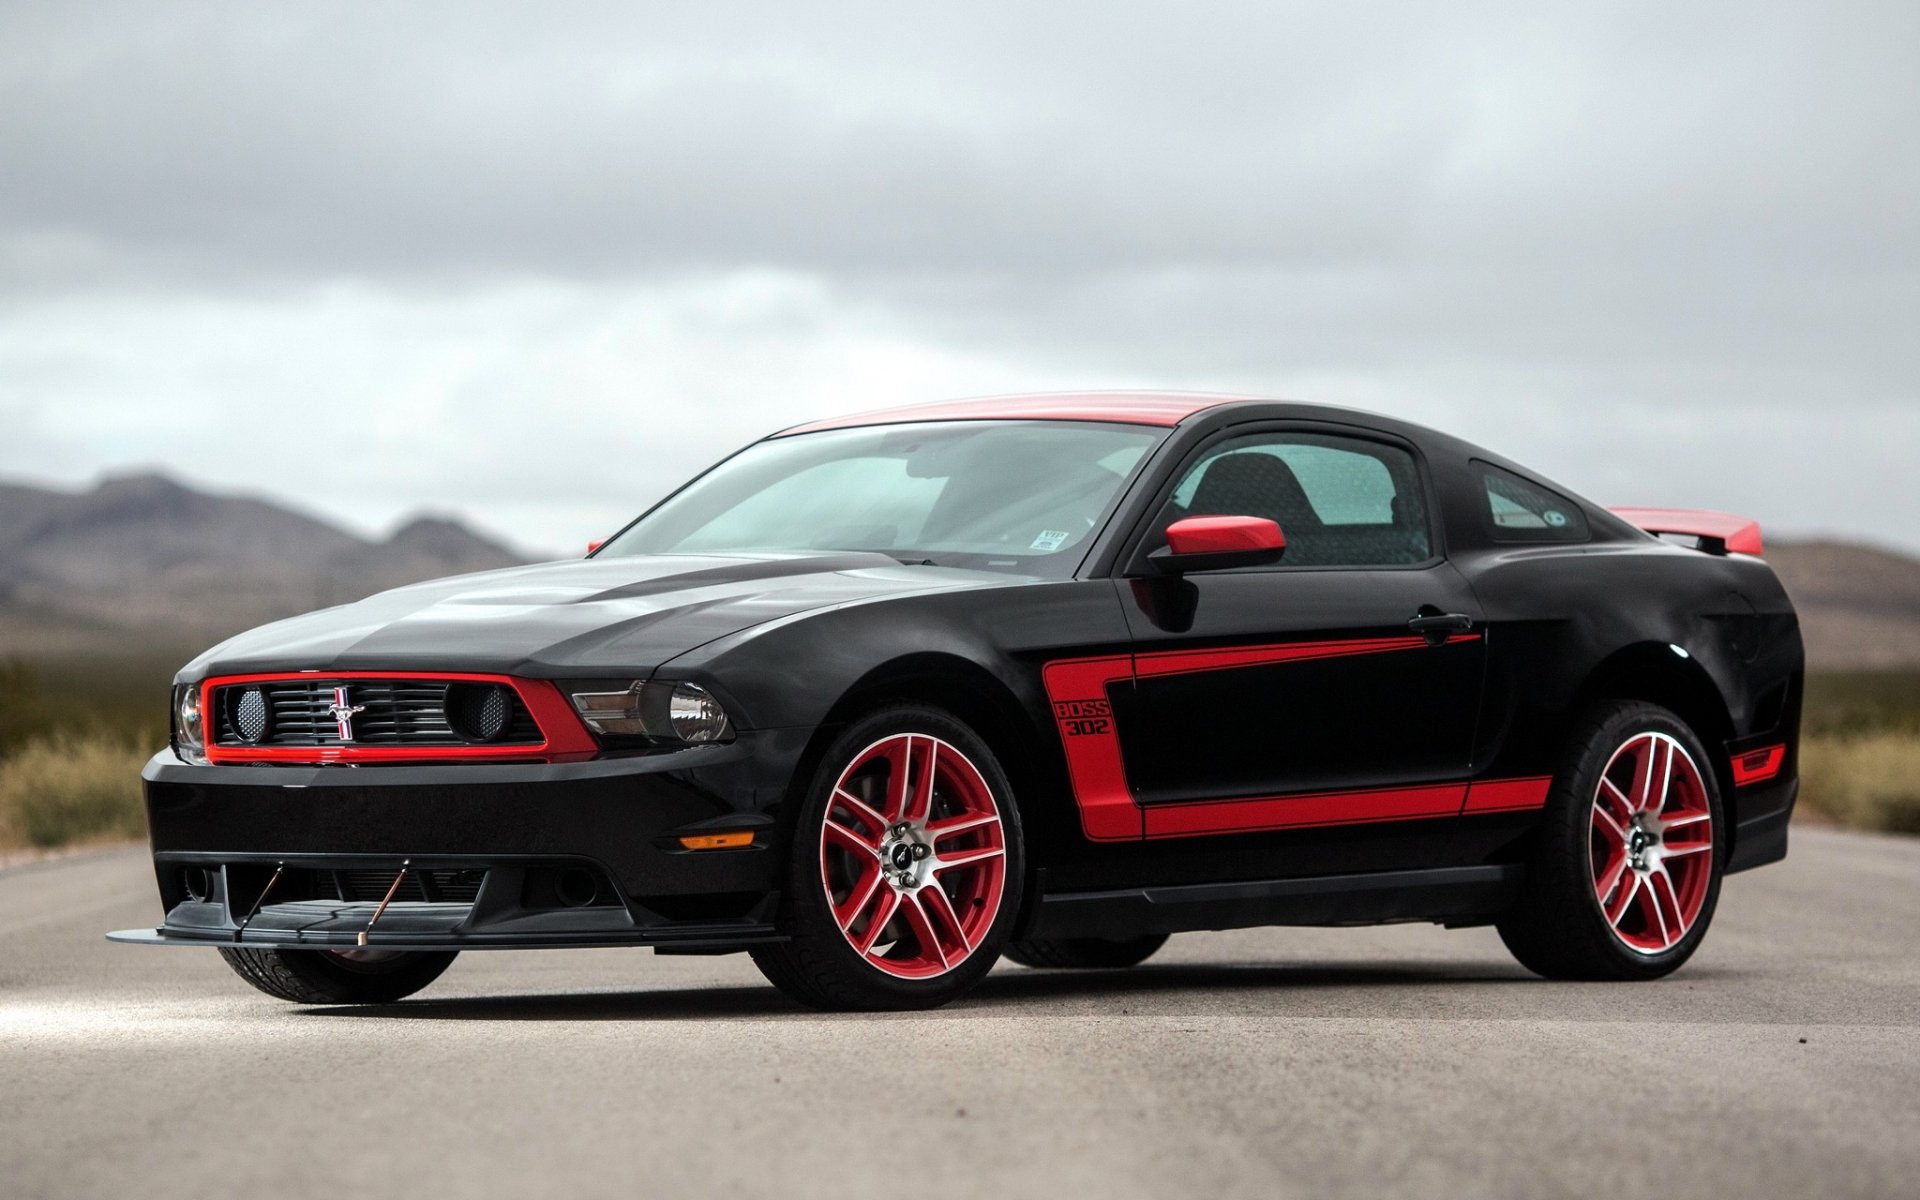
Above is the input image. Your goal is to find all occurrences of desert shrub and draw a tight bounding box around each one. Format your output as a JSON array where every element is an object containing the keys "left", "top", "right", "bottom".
[
  {"left": 1798, "top": 733, "right": 1920, "bottom": 835},
  {"left": 0, "top": 658, "right": 60, "bottom": 756},
  {"left": 0, "top": 656, "right": 170, "bottom": 759},
  {"left": 1803, "top": 671, "right": 1920, "bottom": 736},
  {"left": 0, "top": 736, "right": 151, "bottom": 850}
]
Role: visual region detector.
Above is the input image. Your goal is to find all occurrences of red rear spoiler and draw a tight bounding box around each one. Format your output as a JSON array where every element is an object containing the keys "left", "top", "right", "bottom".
[{"left": 1609, "top": 507, "right": 1763, "bottom": 557}]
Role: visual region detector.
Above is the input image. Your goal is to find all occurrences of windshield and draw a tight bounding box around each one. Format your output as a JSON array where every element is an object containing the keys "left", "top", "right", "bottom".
[{"left": 600, "top": 420, "right": 1164, "bottom": 578}]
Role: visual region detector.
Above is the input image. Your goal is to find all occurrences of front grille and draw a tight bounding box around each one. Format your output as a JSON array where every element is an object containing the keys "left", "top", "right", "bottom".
[
  {"left": 210, "top": 679, "right": 542, "bottom": 748},
  {"left": 332, "top": 868, "right": 488, "bottom": 904}
]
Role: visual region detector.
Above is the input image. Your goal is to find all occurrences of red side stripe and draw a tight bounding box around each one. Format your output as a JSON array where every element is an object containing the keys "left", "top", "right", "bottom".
[
  {"left": 1133, "top": 633, "right": 1476, "bottom": 681},
  {"left": 1461, "top": 776, "right": 1553, "bottom": 814},
  {"left": 1144, "top": 783, "right": 1467, "bottom": 839}
]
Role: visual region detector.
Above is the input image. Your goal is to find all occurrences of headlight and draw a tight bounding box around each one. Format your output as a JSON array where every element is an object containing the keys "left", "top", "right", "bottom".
[
  {"left": 666, "top": 683, "right": 732, "bottom": 743},
  {"left": 173, "top": 684, "right": 209, "bottom": 765},
  {"left": 568, "top": 680, "right": 734, "bottom": 746}
]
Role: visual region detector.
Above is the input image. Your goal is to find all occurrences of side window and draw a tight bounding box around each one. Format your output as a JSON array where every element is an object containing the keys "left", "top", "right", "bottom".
[
  {"left": 1476, "top": 462, "right": 1589, "bottom": 543},
  {"left": 1159, "top": 432, "right": 1432, "bottom": 567}
]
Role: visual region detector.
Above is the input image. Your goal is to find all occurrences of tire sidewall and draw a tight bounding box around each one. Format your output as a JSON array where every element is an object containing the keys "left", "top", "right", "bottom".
[
  {"left": 286, "top": 949, "right": 458, "bottom": 1000},
  {"left": 221, "top": 947, "right": 458, "bottom": 1004},
  {"left": 781, "top": 705, "right": 1025, "bottom": 1005}
]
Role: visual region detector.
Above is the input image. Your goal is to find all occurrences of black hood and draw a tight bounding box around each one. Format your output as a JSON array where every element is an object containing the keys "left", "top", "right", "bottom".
[{"left": 180, "top": 552, "right": 1009, "bottom": 680}]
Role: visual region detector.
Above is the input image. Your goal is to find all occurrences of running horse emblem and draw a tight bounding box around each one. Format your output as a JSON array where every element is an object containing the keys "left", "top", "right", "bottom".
[{"left": 326, "top": 686, "right": 368, "bottom": 742}]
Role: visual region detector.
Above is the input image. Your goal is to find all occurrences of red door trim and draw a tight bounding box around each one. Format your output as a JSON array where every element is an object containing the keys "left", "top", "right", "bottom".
[
  {"left": 1041, "top": 655, "right": 1140, "bottom": 841},
  {"left": 1133, "top": 633, "right": 1475, "bottom": 680},
  {"left": 1460, "top": 776, "right": 1554, "bottom": 814},
  {"left": 1041, "top": 634, "right": 1492, "bottom": 842},
  {"left": 1145, "top": 782, "right": 1468, "bottom": 839}
]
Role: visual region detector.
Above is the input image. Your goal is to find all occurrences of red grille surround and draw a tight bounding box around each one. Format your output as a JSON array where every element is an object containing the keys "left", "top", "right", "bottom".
[{"left": 199, "top": 672, "right": 599, "bottom": 765}]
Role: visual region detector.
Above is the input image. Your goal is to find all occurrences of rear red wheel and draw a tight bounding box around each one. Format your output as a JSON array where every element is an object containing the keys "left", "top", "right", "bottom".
[
  {"left": 1588, "top": 732, "right": 1715, "bottom": 955},
  {"left": 1497, "top": 700, "right": 1725, "bottom": 981},
  {"left": 751, "top": 706, "right": 1024, "bottom": 1010}
]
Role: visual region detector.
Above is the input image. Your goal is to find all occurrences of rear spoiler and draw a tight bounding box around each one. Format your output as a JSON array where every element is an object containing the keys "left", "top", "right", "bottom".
[{"left": 1609, "top": 507, "right": 1763, "bottom": 557}]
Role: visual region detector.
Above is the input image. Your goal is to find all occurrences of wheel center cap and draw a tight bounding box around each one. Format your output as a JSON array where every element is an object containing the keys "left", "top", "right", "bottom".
[{"left": 889, "top": 843, "right": 916, "bottom": 871}]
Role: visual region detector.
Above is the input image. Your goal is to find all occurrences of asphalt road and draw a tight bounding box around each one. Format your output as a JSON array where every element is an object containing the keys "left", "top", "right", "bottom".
[{"left": 3, "top": 826, "right": 1916, "bottom": 1200}]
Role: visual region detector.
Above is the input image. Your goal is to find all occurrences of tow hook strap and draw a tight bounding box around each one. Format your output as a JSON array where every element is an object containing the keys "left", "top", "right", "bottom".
[
  {"left": 231, "top": 863, "right": 286, "bottom": 944},
  {"left": 358, "top": 861, "right": 412, "bottom": 947}
]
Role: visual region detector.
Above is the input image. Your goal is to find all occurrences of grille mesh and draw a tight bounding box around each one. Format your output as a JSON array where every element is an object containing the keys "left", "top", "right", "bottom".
[
  {"left": 234, "top": 689, "right": 269, "bottom": 741},
  {"left": 332, "top": 868, "right": 488, "bottom": 903},
  {"left": 211, "top": 679, "right": 541, "bottom": 747}
]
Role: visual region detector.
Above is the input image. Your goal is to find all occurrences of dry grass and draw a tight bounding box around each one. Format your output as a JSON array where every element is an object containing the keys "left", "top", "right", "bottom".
[
  {"left": 0, "top": 736, "right": 151, "bottom": 852},
  {"left": 1798, "top": 732, "right": 1920, "bottom": 835}
]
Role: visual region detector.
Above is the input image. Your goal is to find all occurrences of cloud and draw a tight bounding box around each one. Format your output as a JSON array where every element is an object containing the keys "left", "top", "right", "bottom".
[
  {"left": 0, "top": 275, "right": 1082, "bottom": 549},
  {"left": 7, "top": 3, "right": 1912, "bottom": 284},
  {"left": 1, "top": 1, "right": 1916, "bottom": 552}
]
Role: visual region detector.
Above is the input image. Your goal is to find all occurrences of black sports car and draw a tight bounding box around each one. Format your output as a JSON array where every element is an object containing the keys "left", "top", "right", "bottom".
[{"left": 112, "top": 394, "right": 1802, "bottom": 1010}]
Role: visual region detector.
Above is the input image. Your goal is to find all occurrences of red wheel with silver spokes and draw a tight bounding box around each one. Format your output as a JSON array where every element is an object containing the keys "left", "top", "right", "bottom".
[
  {"left": 819, "top": 733, "right": 1008, "bottom": 978},
  {"left": 1498, "top": 701, "right": 1725, "bottom": 981},
  {"left": 1589, "top": 732, "right": 1715, "bottom": 954},
  {"left": 751, "top": 706, "right": 1025, "bottom": 1010}
]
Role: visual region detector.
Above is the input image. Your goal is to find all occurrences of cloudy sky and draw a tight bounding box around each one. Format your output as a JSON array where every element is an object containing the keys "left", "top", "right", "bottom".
[{"left": 2, "top": 1, "right": 1915, "bottom": 555}]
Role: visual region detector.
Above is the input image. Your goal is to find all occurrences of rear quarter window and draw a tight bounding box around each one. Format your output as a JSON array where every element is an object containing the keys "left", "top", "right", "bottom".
[{"left": 1475, "top": 461, "right": 1590, "bottom": 543}]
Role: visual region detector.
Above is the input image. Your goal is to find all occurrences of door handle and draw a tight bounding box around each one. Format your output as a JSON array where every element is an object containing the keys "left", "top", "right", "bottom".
[{"left": 1408, "top": 610, "right": 1474, "bottom": 645}]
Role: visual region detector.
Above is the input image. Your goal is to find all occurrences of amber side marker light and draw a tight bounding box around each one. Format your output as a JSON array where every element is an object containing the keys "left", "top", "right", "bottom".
[{"left": 679, "top": 832, "right": 755, "bottom": 851}]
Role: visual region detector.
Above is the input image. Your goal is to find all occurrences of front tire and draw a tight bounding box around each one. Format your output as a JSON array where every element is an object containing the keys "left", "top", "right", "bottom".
[
  {"left": 218, "top": 947, "right": 458, "bottom": 1004},
  {"left": 751, "top": 706, "right": 1025, "bottom": 1011},
  {"left": 1497, "top": 701, "right": 1725, "bottom": 981}
]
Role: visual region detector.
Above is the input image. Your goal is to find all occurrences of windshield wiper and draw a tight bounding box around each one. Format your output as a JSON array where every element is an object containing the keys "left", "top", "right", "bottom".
[{"left": 832, "top": 547, "right": 939, "bottom": 567}]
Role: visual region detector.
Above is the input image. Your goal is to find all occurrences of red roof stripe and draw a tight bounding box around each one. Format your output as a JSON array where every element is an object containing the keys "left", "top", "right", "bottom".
[{"left": 777, "top": 392, "right": 1249, "bottom": 436}]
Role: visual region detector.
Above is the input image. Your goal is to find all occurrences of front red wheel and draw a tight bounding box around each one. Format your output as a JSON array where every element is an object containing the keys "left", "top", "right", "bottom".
[
  {"left": 820, "top": 733, "right": 1009, "bottom": 979},
  {"left": 752, "top": 707, "right": 1025, "bottom": 1010}
]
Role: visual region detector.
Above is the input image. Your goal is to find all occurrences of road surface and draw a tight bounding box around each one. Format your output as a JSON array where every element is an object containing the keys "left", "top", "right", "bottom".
[{"left": 2, "top": 827, "right": 1915, "bottom": 1199}]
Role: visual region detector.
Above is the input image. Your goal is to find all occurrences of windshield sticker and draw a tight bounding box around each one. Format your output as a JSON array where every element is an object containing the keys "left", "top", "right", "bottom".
[{"left": 1030, "top": 530, "right": 1071, "bottom": 552}]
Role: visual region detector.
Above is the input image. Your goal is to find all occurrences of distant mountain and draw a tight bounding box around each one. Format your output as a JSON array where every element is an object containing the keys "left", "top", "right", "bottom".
[
  {"left": 0, "top": 473, "right": 1915, "bottom": 671},
  {"left": 1767, "top": 540, "right": 1920, "bottom": 671},
  {"left": 0, "top": 472, "right": 542, "bottom": 659}
]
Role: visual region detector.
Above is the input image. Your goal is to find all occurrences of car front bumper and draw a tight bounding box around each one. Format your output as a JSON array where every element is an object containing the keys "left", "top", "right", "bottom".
[{"left": 112, "top": 729, "right": 814, "bottom": 952}]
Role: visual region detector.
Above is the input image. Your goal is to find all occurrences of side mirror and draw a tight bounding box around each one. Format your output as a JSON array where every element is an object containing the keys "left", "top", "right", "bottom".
[
  {"left": 1148, "top": 515, "right": 1286, "bottom": 574},
  {"left": 586, "top": 539, "right": 605, "bottom": 557}
]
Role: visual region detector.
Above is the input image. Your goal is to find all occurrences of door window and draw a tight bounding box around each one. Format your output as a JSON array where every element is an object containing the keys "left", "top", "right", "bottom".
[{"left": 1158, "top": 433, "right": 1432, "bottom": 567}]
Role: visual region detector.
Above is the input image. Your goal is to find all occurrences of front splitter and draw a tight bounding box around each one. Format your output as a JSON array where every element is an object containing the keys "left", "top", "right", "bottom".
[{"left": 107, "top": 924, "right": 783, "bottom": 952}]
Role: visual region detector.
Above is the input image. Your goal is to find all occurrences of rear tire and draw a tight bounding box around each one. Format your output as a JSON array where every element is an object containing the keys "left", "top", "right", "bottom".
[
  {"left": 218, "top": 947, "right": 458, "bottom": 1004},
  {"left": 751, "top": 705, "right": 1025, "bottom": 1011},
  {"left": 1497, "top": 701, "right": 1725, "bottom": 981},
  {"left": 1003, "top": 934, "right": 1169, "bottom": 970}
]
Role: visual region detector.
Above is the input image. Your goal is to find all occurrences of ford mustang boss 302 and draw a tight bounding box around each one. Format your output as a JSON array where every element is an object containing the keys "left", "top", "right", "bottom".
[{"left": 112, "top": 394, "right": 1802, "bottom": 1010}]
